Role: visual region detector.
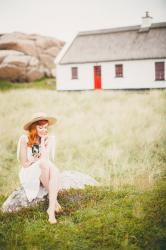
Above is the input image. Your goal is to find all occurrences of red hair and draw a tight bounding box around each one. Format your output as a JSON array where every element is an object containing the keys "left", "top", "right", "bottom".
[{"left": 27, "top": 120, "right": 48, "bottom": 147}]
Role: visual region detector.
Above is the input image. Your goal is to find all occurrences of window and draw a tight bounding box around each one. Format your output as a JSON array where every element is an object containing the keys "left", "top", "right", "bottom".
[
  {"left": 115, "top": 64, "right": 123, "bottom": 77},
  {"left": 71, "top": 67, "right": 78, "bottom": 79},
  {"left": 155, "top": 62, "right": 165, "bottom": 81}
]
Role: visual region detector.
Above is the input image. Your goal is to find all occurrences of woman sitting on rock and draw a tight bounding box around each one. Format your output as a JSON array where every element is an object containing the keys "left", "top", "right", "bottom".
[{"left": 17, "top": 111, "right": 62, "bottom": 224}]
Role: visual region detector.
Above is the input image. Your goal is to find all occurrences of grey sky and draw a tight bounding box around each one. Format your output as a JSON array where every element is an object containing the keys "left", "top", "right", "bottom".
[{"left": 0, "top": 0, "right": 166, "bottom": 42}]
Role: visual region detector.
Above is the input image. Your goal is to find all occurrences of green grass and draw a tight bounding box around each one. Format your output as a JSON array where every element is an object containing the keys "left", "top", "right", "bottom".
[
  {"left": 0, "top": 78, "right": 56, "bottom": 91},
  {"left": 1, "top": 88, "right": 165, "bottom": 195},
  {"left": 0, "top": 85, "right": 166, "bottom": 249},
  {"left": 0, "top": 179, "right": 165, "bottom": 250}
]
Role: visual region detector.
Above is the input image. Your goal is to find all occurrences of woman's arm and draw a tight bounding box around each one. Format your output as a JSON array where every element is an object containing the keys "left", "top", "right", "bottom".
[
  {"left": 19, "top": 136, "right": 38, "bottom": 168},
  {"left": 39, "top": 135, "right": 49, "bottom": 160}
]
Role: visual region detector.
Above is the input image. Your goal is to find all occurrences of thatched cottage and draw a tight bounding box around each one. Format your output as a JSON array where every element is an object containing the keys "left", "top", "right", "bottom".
[{"left": 55, "top": 12, "right": 166, "bottom": 91}]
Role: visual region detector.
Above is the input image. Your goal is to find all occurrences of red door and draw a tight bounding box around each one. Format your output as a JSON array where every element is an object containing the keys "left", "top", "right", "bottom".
[{"left": 94, "top": 66, "right": 102, "bottom": 89}]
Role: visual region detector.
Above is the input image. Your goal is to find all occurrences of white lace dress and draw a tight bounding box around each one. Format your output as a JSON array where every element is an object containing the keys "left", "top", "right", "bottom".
[{"left": 17, "top": 134, "right": 56, "bottom": 202}]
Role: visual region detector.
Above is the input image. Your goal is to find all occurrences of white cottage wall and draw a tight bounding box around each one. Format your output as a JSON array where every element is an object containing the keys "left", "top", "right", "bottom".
[
  {"left": 56, "top": 64, "right": 94, "bottom": 90},
  {"left": 102, "top": 59, "right": 166, "bottom": 89},
  {"left": 56, "top": 59, "right": 166, "bottom": 90}
]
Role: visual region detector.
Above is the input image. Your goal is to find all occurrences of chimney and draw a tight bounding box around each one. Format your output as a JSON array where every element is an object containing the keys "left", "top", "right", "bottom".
[{"left": 139, "top": 11, "right": 153, "bottom": 32}]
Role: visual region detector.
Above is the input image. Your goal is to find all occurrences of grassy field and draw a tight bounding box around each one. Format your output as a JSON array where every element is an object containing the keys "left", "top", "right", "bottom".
[
  {"left": 0, "top": 80, "right": 165, "bottom": 249},
  {"left": 0, "top": 78, "right": 56, "bottom": 91}
]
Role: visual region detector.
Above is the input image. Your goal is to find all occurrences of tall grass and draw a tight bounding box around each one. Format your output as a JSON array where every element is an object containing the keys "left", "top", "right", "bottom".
[{"left": 0, "top": 87, "right": 166, "bottom": 196}]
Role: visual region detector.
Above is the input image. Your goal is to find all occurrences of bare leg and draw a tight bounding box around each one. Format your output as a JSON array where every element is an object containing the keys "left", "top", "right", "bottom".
[
  {"left": 47, "top": 163, "right": 61, "bottom": 222},
  {"left": 39, "top": 165, "right": 50, "bottom": 192},
  {"left": 39, "top": 159, "right": 62, "bottom": 224}
]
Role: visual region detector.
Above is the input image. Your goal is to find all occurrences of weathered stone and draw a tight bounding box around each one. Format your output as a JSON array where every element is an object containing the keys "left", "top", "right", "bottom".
[
  {"left": 0, "top": 50, "right": 24, "bottom": 63},
  {"left": 29, "top": 57, "right": 39, "bottom": 67},
  {"left": 0, "top": 64, "right": 26, "bottom": 82},
  {"left": 39, "top": 54, "right": 55, "bottom": 68},
  {"left": 0, "top": 32, "right": 65, "bottom": 82},
  {"left": 3, "top": 55, "right": 32, "bottom": 67},
  {"left": 51, "top": 68, "right": 56, "bottom": 77},
  {"left": 26, "top": 68, "right": 44, "bottom": 82},
  {"left": 1, "top": 170, "right": 100, "bottom": 213},
  {"left": 46, "top": 47, "right": 60, "bottom": 57}
]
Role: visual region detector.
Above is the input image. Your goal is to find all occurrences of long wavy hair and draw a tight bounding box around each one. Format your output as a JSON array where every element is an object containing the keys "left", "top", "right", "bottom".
[{"left": 27, "top": 120, "right": 49, "bottom": 147}]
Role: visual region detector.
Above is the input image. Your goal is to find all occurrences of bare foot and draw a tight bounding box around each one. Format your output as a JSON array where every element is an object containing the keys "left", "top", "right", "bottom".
[
  {"left": 55, "top": 202, "right": 63, "bottom": 213},
  {"left": 46, "top": 208, "right": 57, "bottom": 224}
]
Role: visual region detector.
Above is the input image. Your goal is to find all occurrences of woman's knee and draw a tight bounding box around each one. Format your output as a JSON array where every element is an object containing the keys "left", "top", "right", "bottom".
[
  {"left": 39, "top": 158, "right": 50, "bottom": 169},
  {"left": 50, "top": 165, "right": 60, "bottom": 175},
  {"left": 39, "top": 158, "right": 60, "bottom": 176},
  {"left": 49, "top": 164, "right": 60, "bottom": 178},
  {"left": 46, "top": 159, "right": 60, "bottom": 172}
]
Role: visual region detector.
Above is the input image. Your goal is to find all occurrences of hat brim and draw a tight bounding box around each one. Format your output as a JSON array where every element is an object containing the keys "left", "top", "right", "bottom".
[{"left": 23, "top": 116, "right": 57, "bottom": 131}]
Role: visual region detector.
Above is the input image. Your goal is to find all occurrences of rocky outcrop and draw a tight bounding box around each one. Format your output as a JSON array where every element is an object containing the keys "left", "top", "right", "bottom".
[
  {"left": 1, "top": 170, "right": 100, "bottom": 213},
  {"left": 0, "top": 32, "right": 65, "bottom": 82}
]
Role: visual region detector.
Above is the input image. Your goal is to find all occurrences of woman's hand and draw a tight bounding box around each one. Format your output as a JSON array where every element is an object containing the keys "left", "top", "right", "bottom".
[
  {"left": 28, "top": 153, "right": 41, "bottom": 166},
  {"left": 41, "top": 133, "right": 48, "bottom": 147},
  {"left": 32, "top": 152, "right": 41, "bottom": 162},
  {"left": 40, "top": 132, "right": 49, "bottom": 159},
  {"left": 33, "top": 152, "right": 41, "bottom": 159}
]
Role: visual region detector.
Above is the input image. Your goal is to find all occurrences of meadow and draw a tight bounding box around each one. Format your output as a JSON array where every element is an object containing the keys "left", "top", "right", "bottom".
[{"left": 0, "top": 79, "right": 165, "bottom": 249}]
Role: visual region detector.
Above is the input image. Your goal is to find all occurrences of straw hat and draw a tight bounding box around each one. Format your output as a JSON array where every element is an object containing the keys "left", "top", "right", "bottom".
[{"left": 23, "top": 112, "right": 57, "bottom": 131}]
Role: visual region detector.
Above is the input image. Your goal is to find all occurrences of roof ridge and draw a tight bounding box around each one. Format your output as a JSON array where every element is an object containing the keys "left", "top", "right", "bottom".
[{"left": 78, "top": 22, "right": 166, "bottom": 36}]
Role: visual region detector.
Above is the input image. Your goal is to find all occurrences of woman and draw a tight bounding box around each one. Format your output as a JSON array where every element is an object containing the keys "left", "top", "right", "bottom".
[{"left": 17, "top": 111, "right": 62, "bottom": 224}]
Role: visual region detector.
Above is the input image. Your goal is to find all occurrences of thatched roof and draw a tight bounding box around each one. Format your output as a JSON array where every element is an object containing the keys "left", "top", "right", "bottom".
[{"left": 59, "top": 22, "right": 166, "bottom": 64}]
